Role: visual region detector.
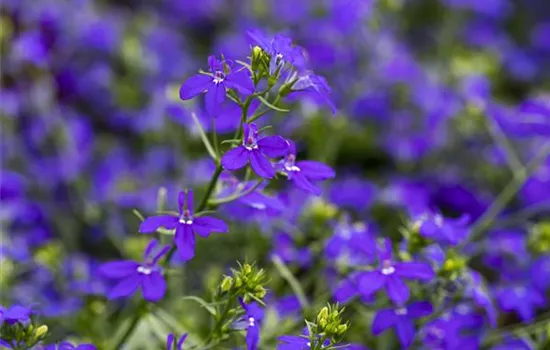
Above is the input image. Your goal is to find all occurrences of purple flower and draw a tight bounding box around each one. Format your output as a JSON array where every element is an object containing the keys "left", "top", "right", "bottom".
[
  {"left": 415, "top": 211, "right": 471, "bottom": 246},
  {"left": 43, "top": 342, "right": 97, "bottom": 350},
  {"left": 179, "top": 55, "right": 253, "bottom": 116},
  {"left": 357, "top": 239, "right": 435, "bottom": 304},
  {"left": 221, "top": 123, "right": 289, "bottom": 178},
  {"left": 247, "top": 30, "right": 307, "bottom": 74},
  {"left": 291, "top": 72, "right": 337, "bottom": 114},
  {"left": 421, "top": 312, "right": 483, "bottom": 350},
  {"left": 166, "top": 333, "right": 187, "bottom": 350},
  {"left": 139, "top": 190, "right": 228, "bottom": 261},
  {"left": 238, "top": 298, "right": 264, "bottom": 350},
  {"left": 275, "top": 141, "right": 335, "bottom": 196},
  {"left": 0, "top": 304, "right": 33, "bottom": 325},
  {"left": 272, "top": 232, "right": 312, "bottom": 268},
  {"left": 495, "top": 284, "right": 545, "bottom": 321},
  {"left": 372, "top": 302, "right": 433, "bottom": 348},
  {"left": 99, "top": 239, "right": 170, "bottom": 302}
]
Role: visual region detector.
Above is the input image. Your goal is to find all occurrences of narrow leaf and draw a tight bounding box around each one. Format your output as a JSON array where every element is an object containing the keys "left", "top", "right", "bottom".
[
  {"left": 180, "top": 296, "right": 217, "bottom": 316},
  {"left": 257, "top": 95, "right": 289, "bottom": 112}
]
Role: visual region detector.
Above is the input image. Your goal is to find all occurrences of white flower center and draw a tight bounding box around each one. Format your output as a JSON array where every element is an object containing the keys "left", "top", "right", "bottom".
[
  {"left": 213, "top": 71, "right": 225, "bottom": 84},
  {"left": 248, "top": 317, "right": 255, "bottom": 327},
  {"left": 137, "top": 266, "right": 152, "bottom": 275},
  {"left": 395, "top": 307, "right": 407, "bottom": 315},
  {"left": 434, "top": 215, "right": 444, "bottom": 227},
  {"left": 179, "top": 218, "right": 193, "bottom": 225},
  {"left": 285, "top": 165, "right": 301, "bottom": 172},
  {"left": 381, "top": 266, "right": 395, "bottom": 275}
]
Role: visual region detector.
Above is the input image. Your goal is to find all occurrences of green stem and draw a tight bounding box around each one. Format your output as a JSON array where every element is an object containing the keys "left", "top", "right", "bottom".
[
  {"left": 460, "top": 142, "right": 550, "bottom": 248},
  {"left": 114, "top": 164, "right": 224, "bottom": 348},
  {"left": 481, "top": 311, "right": 550, "bottom": 348}
]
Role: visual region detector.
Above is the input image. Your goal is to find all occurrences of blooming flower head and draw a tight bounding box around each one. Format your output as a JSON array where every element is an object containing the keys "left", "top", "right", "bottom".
[
  {"left": 221, "top": 123, "right": 289, "bottom": 178},
  {"left": 248, "top": 29, "right": 307, "bottom": 74},
  {"left": 414, "top": 211, "right": 471, "bottom": 246},
  {"left": 0, "top": 304, "right": 33, "bottom": 326},
  {"left": 372, "top": 301, "right": 433, "bottom": 348},
  {"left": 166, "top": 333, "right": 188, "bottom": 350},
  {"left": 238, "top": 298, "right": 264, "bottom": 350},
  {"left": 99, "top": 239, "right": 170, "bottom": 302},
  {"left": 179, "top": 55, "right": 253, "bottom": 116},
  {"left": 357, "top": 239, "right": 435, "bottom": 304},
  {"left": 139, "top": 190, "right": 228, "bottom": 261},
  {"left": 275, "top": 141, "right": 335, "bottom": 196}
]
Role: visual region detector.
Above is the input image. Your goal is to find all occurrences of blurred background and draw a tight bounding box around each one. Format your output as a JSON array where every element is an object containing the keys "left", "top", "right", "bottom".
[{"left": 1, "top": 0, "right": 550, "bottom": 348}]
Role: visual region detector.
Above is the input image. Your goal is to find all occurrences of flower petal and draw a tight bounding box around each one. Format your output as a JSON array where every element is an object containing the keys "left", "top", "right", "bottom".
[
  {"left": 295, "top": 161, "right": 335, "bottom": 180},
  {"left": 221, "top": 146, "right": 249, "bottom": 170},
  {"left": 250, "top": 150, "right": 275, "bottom": 178},
  {"left": 166, "top": 334, "right": 175, "bottom": 350},
  {"left": 141, "top": 271, "right": 167, "bottom": 302},
  {"left": 225, "top": 70, "right": 254, "bottom": 95},
  {"left": 139, "top": 215, "right": 178, "bottom": 233},
  {"left": 193, "top": 216, "right": 228, "bottom": 237},
  {"left": 394, "top": 262, "right": 435, "bottom": 281},
  {"left": 395, "top": 318, "right": 415, "bottom": 348},
  {"left": 99, "top": 261, "right": 139, "bottom": 279},
  {"left": 357, "top": 271, "right": 385, "bottom": 298},
  {"left": 108, "top": 276, "right": 140, "bottom": 299},
  {"left": 246, "top": 324, "right": 260, "bottom": 350},
  {"left": 175, "top": 224, "right": 195, "bottom": 261},
  {"left": 205, "top": 83, "right": 226, "bottom": 117},
  {"left": 291, "top": 172, "right": 321, "bottom": 195},
  {"left": 257, "top": 136, "right": 289, "bottom": 158},
  {"left": 179, "top": 74, "right": 212, "bottom": 100},
  {"left": 407, "top": 301, "right": 433, "bottom": 319},
  {"left": 372, "top": 309, "right": 397, "bottom": 334},
  {"left": 386, "top": 276, "right": 410, "bottom": 304}
]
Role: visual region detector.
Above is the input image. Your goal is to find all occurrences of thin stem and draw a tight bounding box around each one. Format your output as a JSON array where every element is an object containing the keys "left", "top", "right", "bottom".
[
  {"left": 271, "top": 255, "right": 310, "bottom": 309},
  {"left": 208, "top": 180, "right": 263, "bottom": 206},
  {"left": 460, "top": 142, "right": 550, "bottom": 248},
  {"left": 114, "top": 164, "right": 224, "bottom": 348},
  {"left": 485, "top": 115, "right": 524, "bottom": 175},
  {"left": 481, "top": 311, "right": 550, "bottom": 347}
]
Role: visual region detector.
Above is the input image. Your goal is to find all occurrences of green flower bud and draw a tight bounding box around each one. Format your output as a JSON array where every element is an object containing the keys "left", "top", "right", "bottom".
[
  {"left": 317, "top": 306, "right": 329, "bottom": 324},
  {"left": 337, "top": 324, "right": 348, "bottom": 336},
  {"left": 34, "top": 325, "right": 48, "bottom": 340},
  {"left": 220, "top": 276, "right": 233, "bottom": 292}
]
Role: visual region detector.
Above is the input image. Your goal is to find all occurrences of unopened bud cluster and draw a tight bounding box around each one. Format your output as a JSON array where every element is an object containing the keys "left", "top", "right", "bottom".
[
  {"left": 219, "top": 262, "right": 267, "bottom": 302},
  {"left": 315, "top": 304, "right": 349, "bottom": 342}
]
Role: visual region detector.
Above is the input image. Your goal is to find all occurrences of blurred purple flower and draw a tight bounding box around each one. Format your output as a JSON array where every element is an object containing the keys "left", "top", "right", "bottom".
[
  {"left": 99, "top": 239, "right": 170, "bottom": 302},
  {"left": 372, "top": 302, "right": 433, "bottom": 348},
  {"left": 357, "top": 239, "right": 435, "bottom": 304},
  {"left": 275, "top": 141, "right": 335, "bottom": 196},
  {"left": 166, "top": 333, "right": 187, "bottom": 350}
]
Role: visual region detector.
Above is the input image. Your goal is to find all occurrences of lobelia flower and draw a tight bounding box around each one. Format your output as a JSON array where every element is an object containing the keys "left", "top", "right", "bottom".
[
  {"left": 238, "top": 298, "right": 264, "bottom": 350},
  {"left": 166, "top": 333, "right": 188, "bottom": 350},
  {"left": 421, "top": 311, "right": 484, "bottom": 350},
  {"left": 372, "top": 301, "right": 433, "bottom": 348},
  {"left": 99, "top": 239, "right": 170, "bottom": 302},
  {"left": 0, "top": 304, "right": 33, "bottom": 326},
  {"left": 494, "top": 283, "right": 546, "bottom": 322},
  {"left": 139, "top": 190, "right": 228, "bottom": 261},
  {"left": 275, "top": 141, "right": 335, "bottom": 196},
  {"left": 291, "top": 71, "right": 337, "bottom": 114},
  {"left": 277, "top": 330, "right": 330, "bottom": 350},
  {"left": 221, "top": 123, "right": 289, "bottom": 178},
  {"left": 43, "top": 342, "right": 97, "bottom": 350},
  {"left": 179, "top": 55, "right": 253, "bottom": 116},
  {"left": 247, "top": 29, "right": 307, "bottom": 74},
  {"left": 357, "top": 239, "right": 435, "bottom": 304},
  {"left": 414, "top": 211, "right": 471, "bottom": 246}
]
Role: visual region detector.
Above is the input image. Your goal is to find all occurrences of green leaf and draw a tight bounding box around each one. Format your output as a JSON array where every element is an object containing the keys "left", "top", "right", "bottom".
[
  {"left": 258, "top": 125, "right": 273, "bottom": 133},
  {"left": 132, "top": 209, "right": 145, "bottom": 221},
  {"left": 180, "top": 296, "right": 217, "bottom": 316},
  {"left": 221, "top": 139, "right": 242, "bottom": 145},
  {"left": 271, "top": 256, "right": 310, "bottom": 308},
  {"left": 190, "top": 111, "right": 218, "bottom": 161},
  {"left": 257, "top": 95, "right": 289, "bottom": 112}
]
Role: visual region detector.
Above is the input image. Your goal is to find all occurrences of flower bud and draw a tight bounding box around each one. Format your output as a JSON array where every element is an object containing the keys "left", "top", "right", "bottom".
[
  {"left": 220, "top": 276, "right": 233, "bottom": 292},
  {"left": 34, "top": 325, "right": 48, "bottom": 340},
  {"left": 317, "top": 306, "right": 329, "bottom": 324}
]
